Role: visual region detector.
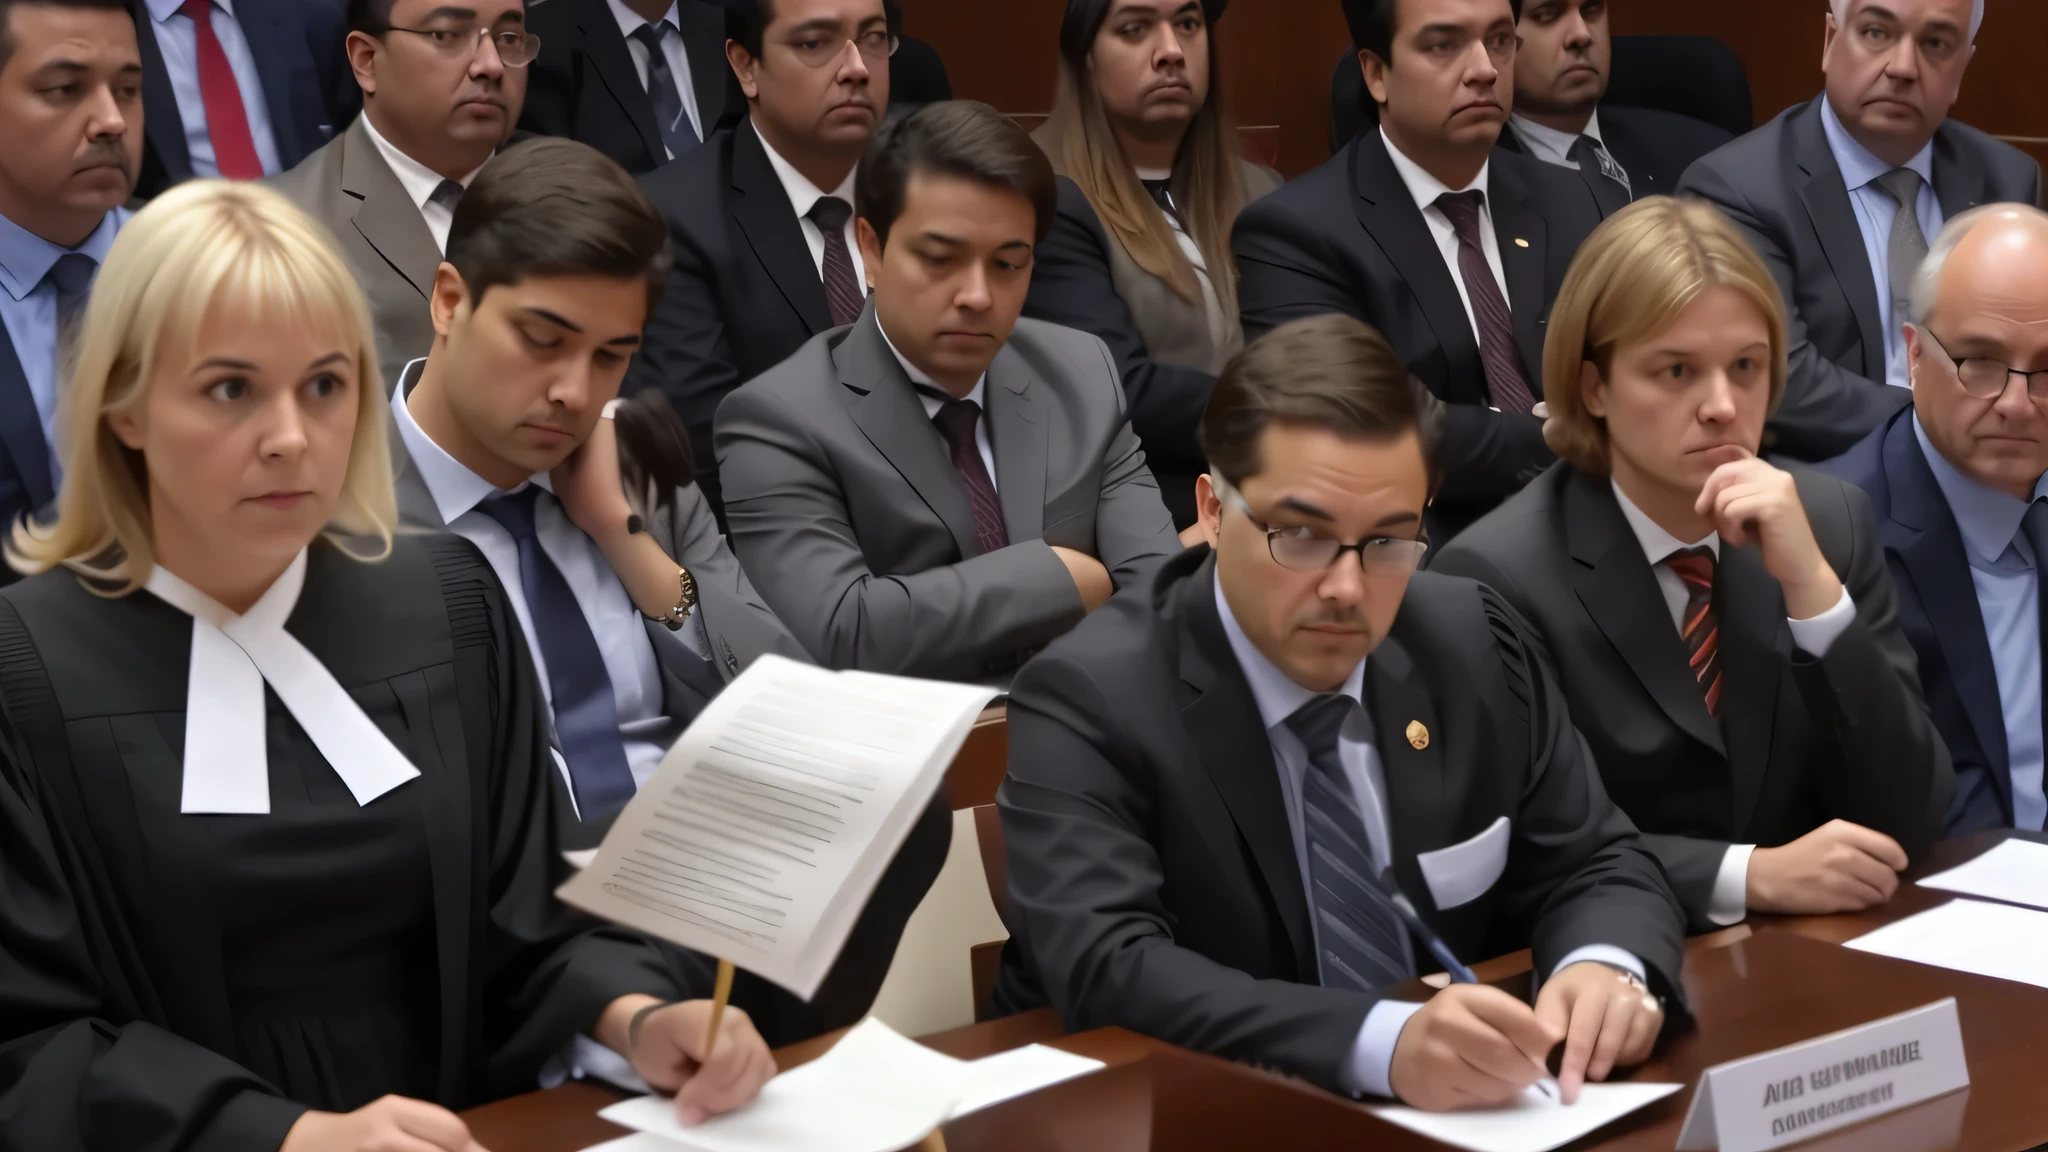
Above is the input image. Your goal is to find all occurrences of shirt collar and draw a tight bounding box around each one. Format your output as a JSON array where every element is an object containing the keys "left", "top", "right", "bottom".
[
  {"left": 1913, "top": 411, "right": 2048, "bottom": 565},
  {"left": 391, "top": 358, "right": 552, "bottom": 526},
  {"left": 1611, "top": 478, "right": 1721, "bottom": 564},
  {"left": 0, "top": 207, "right": 125, "bottom": 303},
  {"left": 1509, "top": 110, "right": 1601, "bottom": 163},
  {"left": 1820, "top": 94, "right": 1935, "bottom": 193},
  {"left": 146, "top": 0, "right": 234, "bottom": 22},
  {"left": 605, "top": 0, "right": 679, "bottom": 37},
  {"left": 753, "top": 121, "right": 857, "bottom": 221},
  {"left": 878, "top": 317, "right": 989, "bottom": 413},
  {"left": 1213, "top": 569, "right": 1367, "bottom": 736},
  {"left": 360, "top": 111, "right": 487, "bottom": 216},
  {"left": 1381, "top": 125, "right": 1490, "bottom": 215}
]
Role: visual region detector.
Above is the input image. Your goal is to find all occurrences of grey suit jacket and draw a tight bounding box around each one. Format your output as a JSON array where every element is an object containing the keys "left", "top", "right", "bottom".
[
  {"left": 1677, "top": 99, "right": 2043, "bottom": 462},
  {"left": 715, "top": 306, "right": 1183, "bottom": 681},
  {"left": 268, "top": 114, "right": 440, "bottom": 395}
]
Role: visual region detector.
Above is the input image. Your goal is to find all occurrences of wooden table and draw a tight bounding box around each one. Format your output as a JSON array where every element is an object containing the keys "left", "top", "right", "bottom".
[{"left": 464, "top": 832, "right": 2048, "bottom": 1152}]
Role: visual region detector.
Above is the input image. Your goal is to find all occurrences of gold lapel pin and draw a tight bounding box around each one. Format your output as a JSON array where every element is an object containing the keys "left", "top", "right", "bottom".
[
  {"left": 1514, "top": 238, "right": 1531, "bottom": 249},
  {"left": 1406, "top": 720, "right": 1430, "bottom": 750}
]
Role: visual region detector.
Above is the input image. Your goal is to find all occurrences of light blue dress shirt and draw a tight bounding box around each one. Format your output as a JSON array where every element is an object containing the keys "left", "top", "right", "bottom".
[
  {"left": 1915, "top": 415, "right": 2048, "bottom": 831},
  {"left": 1818, "top": 96, "right": 1942, "bottom": 392},
  {"left": 1213, "top": 575, "right": 1646, "bottom": 1098},
  {"left": 144, "top": 0, "right": 282, "bottom": 178},
  {"left": 0, "top": 207, "right": 125, "bottom": 489}
]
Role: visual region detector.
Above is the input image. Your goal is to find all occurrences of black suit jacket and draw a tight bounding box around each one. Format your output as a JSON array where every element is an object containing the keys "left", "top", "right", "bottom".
[
  {"left": 1431, "top": 463, "right": 1955, "bottom": 928},
  {"left": 994, "top": 549, "right": 1687, "bottom": 1091},
  {"left": 629, "top": 121, "right": 834, "bottom": 521},
  {"left": 1500, "top": 106, "right": 1733, "bottom": 217},
  {"left": 1677, "top": 99, "right": 2043, "bottom": 462},
  {"left": 133, "top": 0, "right": 351, "bottom": 197},
  {"left": 1820, "top": 409, "right": 2031, "bottom": 835},
  {"left": 519, "top": 0, "right": 737, "bottom": 176},
  {"left": 0, "top": 326, "right": 49, "bottom": 586},
  {"left": 1233, "top": 131, "right": 1607, "bottom": 537}
]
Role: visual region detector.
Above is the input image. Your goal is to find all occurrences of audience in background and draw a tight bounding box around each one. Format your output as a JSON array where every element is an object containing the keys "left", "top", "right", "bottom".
[
  {"left": 1678, "top": 0, "right": 2039, "bottom": 463},
  {"left": 0, "top": 178, "right": 772, "bottom": 1152},
  {"left": 1433, "top": 197, "right": 1953, "bottom": 931},
  {"left": 717, "top": 101, "right": 1180, "bottom": 681},
  {"left": 1504, "top": 0, "right": 1731, "bottom": 213},
  {"left": 133, "top": 0, "right": 352, "bottom": 193},
  {"left": 0, "top": 0, "right": 139, "bottom": 574},
  {"left": 1235, "top": 0, "right": 1608, "bottom": 540},
  {"left": 628, "top": 0, "right": 889, "bottom": 523},
  {"left": 520, "top": 0, "right": 736, "bottom": 176},
  {"left": 1027, "top": 0, "right": 1279, "bottom": 530},
  {"left": 270, "top": 0, "right": 533, "bottom": 393},
  {"left": 883, "top": 0, "right": 949, "bottom": 109},
  {"left": 1822, "top": 204, "right": 2048, "bottom": 836}
]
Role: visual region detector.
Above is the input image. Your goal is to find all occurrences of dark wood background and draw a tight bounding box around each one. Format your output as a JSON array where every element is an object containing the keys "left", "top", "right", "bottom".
[{"left": 898, "top": 0, "right": 2048, "bottom": 177}]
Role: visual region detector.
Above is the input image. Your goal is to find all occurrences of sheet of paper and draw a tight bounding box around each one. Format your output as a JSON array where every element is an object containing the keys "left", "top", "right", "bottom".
[
  {"left": 600, "top": 1018, "right": 970, "bottom": 1152},
  {"left": 1916, "top": 840, "right": 2048, "bottom": 910},
  {"left": 579, "top": 1138, "right": 684, "bottom": 1152},
  {"left": 1366, "top": 1082, "right": 1682, "bottom": 1152},
  {"left": 558, "top": 656, "right": 998, "bottom": 999},
  {"left": 1847, "top": 897, "right": 2048, "bottom": 988},
  {"left": 947, "top": 1044, "right": 1106, "bottom": 1118}
]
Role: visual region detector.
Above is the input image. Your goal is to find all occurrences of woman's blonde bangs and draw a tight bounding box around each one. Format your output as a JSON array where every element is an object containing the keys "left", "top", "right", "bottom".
[{"left": 1541, "top": 196, "right": 1789, "bottom": 475}]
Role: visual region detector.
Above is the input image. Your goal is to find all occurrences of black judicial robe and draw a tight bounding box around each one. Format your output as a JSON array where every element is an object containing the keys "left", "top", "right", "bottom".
[{"left": 0, "top": 534, "right": 689, "bottom": 1151}]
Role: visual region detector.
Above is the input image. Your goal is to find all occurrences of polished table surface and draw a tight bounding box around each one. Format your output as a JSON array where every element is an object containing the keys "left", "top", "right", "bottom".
[{"left": 463, "top": 831, "right": 2048, "bottom": 1152}]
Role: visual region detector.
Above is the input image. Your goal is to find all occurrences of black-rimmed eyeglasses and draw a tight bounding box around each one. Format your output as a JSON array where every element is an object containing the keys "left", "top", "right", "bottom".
[
  {"left": 1214, "top": 477, "right": 1428, "bottom": 575},
  {"left": 1917, "top": 326, "right": 2048, "bottom": 400}
]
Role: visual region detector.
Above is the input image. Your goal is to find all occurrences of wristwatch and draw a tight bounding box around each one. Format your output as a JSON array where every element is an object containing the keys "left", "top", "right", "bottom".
[{"left": 650, "top": 566, "right": 698, "bottom": 631}]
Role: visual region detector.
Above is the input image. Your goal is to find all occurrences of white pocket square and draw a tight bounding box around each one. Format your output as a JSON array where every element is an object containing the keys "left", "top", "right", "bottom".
[{"left": 1415, "top": 815, "right": 1510, "bottom": 910}]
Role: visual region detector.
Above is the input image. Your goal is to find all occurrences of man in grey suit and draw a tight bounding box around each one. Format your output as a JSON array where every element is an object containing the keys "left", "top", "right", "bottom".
[
  {"left": 1677, "top": 0, "right": 2040, "bottom": 462},
  {"left": 717, "top": 101, "right": 1183, "bottom": 682},
  {"left": 270, "top": 0, "right": 533, "bottom": 392}
]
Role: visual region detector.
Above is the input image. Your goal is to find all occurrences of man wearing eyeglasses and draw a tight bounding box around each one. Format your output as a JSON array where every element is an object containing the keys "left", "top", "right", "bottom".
[
  {"left": 1823, "top": 204, "right": 2048, "bottom": 836},
  {"left": 270, "top": 0, "right": 537, "bottom": 392},
  {"left": 994, "top": 313, "right": 1685, "bottom": 1112}
]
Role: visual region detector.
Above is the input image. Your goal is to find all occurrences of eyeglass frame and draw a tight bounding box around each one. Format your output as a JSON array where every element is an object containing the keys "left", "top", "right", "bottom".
[
  {"left": 1211, "top": 474, "right": 1430, "bottom": 575},
  {"left": 778, "top": 26, "right": 894, "bottom": 69},
  {"left": 381, "top": 22, "right": 542, "bottom": 69},
  {"left": 1913, "top": 324, "right": 2048, "bottom": 401}
]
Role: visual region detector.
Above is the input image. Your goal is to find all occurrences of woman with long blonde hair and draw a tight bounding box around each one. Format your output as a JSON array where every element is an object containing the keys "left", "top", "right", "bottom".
[
  {"left": 0, "top": 180, "right": 771, "bottom": 1152},
  {"left": 1027, "top": 0, "right": 1280, "bottom": 528}
]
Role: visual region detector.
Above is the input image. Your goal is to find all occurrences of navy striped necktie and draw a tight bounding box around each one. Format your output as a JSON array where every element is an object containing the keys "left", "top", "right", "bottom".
[{"left": 1286, "top": 693, "right": 1414, "bottom": 992}]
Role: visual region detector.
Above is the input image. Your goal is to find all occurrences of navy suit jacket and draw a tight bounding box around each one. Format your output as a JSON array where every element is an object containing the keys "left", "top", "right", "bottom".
[
  {"left": 0, "top": 323, "right": 49, "bottom": 586},
  {"left": 134, "top": 0, "right": 352, "bottom": 196},
  {"left": 1820, "top": 408, "right": 2022, "bottom": 833}
]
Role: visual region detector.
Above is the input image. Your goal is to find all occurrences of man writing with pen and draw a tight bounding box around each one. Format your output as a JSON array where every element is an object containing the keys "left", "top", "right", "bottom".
[{"left": 993, "top": 314, "right": 1686, "bottom": 1110}]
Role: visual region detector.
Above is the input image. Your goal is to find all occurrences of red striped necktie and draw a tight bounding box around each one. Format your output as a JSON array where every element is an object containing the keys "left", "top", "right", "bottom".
[{"left": 1665, "top": 546, "right": 1721, "bottom": 717}]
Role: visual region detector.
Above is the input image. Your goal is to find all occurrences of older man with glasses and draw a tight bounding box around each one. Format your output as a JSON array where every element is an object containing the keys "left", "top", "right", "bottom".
[
  {"left": 1824, "top": 203, "right": 2048, "bottom": 836},
  {"left": 269, "top": 0, "right": 538, "bottom": 391}
]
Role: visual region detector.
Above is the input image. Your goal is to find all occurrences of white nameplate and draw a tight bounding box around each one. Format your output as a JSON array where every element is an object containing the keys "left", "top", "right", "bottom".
[{"left": 1675, "top": 999, "right": 1967, "bottom": 1152}]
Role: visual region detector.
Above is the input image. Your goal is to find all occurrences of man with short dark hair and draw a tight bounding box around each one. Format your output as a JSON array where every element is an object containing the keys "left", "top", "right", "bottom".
[
  {"left": 716, "top": 100, "right": 1181, "bottom": 681},
  {"left": 389, "top": 136, "right": 947, "bottom": 1049},
  {"left": 1233, "top": 0, "right": 1607, "bottom": 540},
  {"left": 519, "top": 0, "right": 738, "bottom": 175},
  {"left": 1504, "top": 0, "right": 1730, "bottom": 212},
  {"left": 996, "top": 313, "right": 1684, "bottom": 1110},
  {"left": 627, "top": 0, "right": 889, "bottom": 521},
  {"left": 1678, "top": 0, "right": 2039, "bottom": 462},
  {"left": 269, "top": 0, "right": 533, "bottom": 391},
  {"left": 0, "top": 0, "right": 139, "bottom": 575}
]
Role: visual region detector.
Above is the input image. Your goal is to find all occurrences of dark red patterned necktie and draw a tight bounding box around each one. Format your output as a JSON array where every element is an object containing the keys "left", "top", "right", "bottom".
[
  {"left": 931, "top": 398, "right": 1008, "bottom": 556},
  {"left": 1434, "top": 190, "right": 1540, "bottom": 417},
  {"left": 180, "top": 0, "right": 263, "bottom": 180},
  {"left": 807, "top": 196, "right": 866, "bottom": 327},
  {"left": 1665, "top": 546, "right": 1721, "bottom": 717}
]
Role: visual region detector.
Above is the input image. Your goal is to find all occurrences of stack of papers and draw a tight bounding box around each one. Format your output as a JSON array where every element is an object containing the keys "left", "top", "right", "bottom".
[
  {"left": 1916, "top": 840, "right": 2048, "bottom": 910},
  {"left": 1847, "top": 897, "right": 2048, "bottom": 989},
  {"left": 1365, "top": 1082, "right": 1683, "bottom": 1152}
]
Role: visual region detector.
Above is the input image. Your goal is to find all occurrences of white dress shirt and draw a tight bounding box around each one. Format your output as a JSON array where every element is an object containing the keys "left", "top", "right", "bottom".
[
  {"left": 755, "top": 123, "right": 867, "bottom": 290},
  {"left": 1381, "top": 126, "right": 1509, "bottom": 349},
  {"left": 605, "top": 0, "right": 704, "bottom": 150},
  {"left": 878, "top": 322, "right": 997, "bottom": 488},
  {"left": 360, "top": 113, "right": 487, "bottom": 253},
  {"left": 392, "top": 368, "right": 677, "bottom": 792},
  {"left": 1818, "top": 96, "right": 1942, "bottom": 392},
  {"left": 1608, "top": 481, "right": 1858, "bottom": 924},
  {"left": 1214, "top": 575, "right": 1645, "bottom": 1099},
  {"left": 1509, "top": 110, "right": 1604, "bottom": 171},
  {"left": 143, "top": 0, "right": 283, "bottom": 178}
]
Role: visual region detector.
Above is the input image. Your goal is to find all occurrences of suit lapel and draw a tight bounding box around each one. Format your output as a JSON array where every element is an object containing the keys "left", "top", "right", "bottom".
[
  {"left": 838, "top": 312, "right": 979, "bottom": 557},
  {"left": 1791, "top": 103, "right": 1886, "bottom": 377},
  {"left": 0, "top": 325, "right": 53, "bottom": 510},
  {"left": 1487, "top": 157, "right": 1552, "bottom": 385},
  {"left": 986, "top": 349, "right": 1046, "bottom": 543},
  {"left": 134, "top": 2, "right": 193, "bottom": 180},
  {"left": 1352, "top": 134, "right": 1487, "bottom": 405},
  {"left": 339, "top": 118, "right": 441, "bottom": 300},
  {"left": 1930, "top": 123, "right": 1991, "bottom": 221},
  {"left": 675, "top": 0, "right": 731, "bottom": 136},
  {"left": 579, "top": 0, "right": 665, "bottom": 165},
  {"left": 1564, "top": 471, "right": 1727, "bottom": 757},
  {"left": 1713, "top": 545, "right": 1787, "bottom": 835},
  {"left": 730, "top": 123, "right": 834, "bottom": 335},
  {"left": 1178, "top": 563, "right": 1316, "bottom": 983},
  {"left": 1363, "top": 636, "right": 1450, "bottom": 915}
]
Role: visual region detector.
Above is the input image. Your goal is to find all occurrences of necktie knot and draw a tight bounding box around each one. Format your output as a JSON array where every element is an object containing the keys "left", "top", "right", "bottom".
[
  {"left": 430, "top": 178, "right": 465, "bottom": 212},
  {"left": 1285, "top": 693, "right": 1355, "bottom": 763},
  {"left": 1434, "top": 189, "right": 1487, "bottom": 237},
  {"left": 628, "top": 20, "right": 672, "bottom": 51},
  {"left": 808, "top": 195, "right": 853, "bottom": 234},
  {"left": 1664, "top": 545, "right": 1716, "bottom": 592},
  {"left": 930, "top": 395, "right": 982, "bottom": 450},
  {"left": 477, "top": 485, "right": 543, "bottom": 540},
  {"left": 45, "top": 251, "right": 96, "bottom": 299},
  {"left": 1874, "top": 166, "right": 1925, "bottom": 210},
  {"left": 177, "top": 0, "right": 211, "bottom": 22}
]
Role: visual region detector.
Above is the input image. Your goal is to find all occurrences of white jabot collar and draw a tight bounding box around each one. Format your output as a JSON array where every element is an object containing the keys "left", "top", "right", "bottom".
[{"left": 147, "top": 550, "right": 421, "bottom": 814}]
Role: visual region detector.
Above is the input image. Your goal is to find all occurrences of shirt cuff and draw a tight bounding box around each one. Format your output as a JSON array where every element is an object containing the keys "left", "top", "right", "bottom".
[
  {"left": 540, "top": 1033, "right": 652, "bottom": 1094},
  {"left": 1343, "top": 1000, "right": 1427, "bottom": 1099},
  {"left": 1708, "top": 843, "right": 1756, "bottom": 926},
  {"left": 1548, "top": 945, "right": 1646, "bottom": 986},
  {"left": 1786, "top": 587, "right": 1855, "bottom": 656}
]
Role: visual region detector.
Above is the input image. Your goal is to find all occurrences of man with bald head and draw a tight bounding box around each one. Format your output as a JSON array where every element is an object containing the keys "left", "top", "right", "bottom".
[
  {"left": 1823, "top": 204, "right": 2048, "bottom": 834},
  {"left": 1679, "top": 0, "right": 2040, "bottom": 463}
]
